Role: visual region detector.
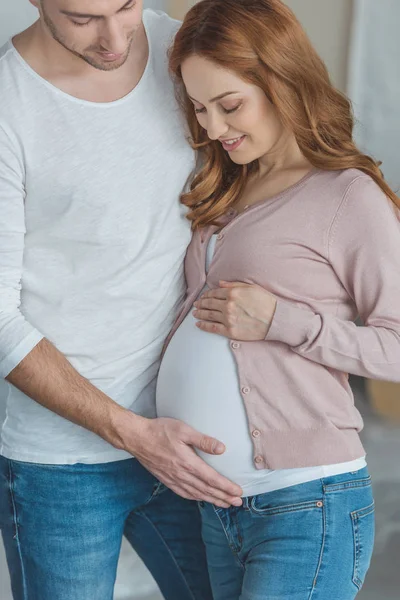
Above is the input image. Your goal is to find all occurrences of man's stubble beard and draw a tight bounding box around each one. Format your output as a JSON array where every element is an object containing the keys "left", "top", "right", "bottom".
[{"left": 41, "top": 5, "right": 134, "bottom": 72}]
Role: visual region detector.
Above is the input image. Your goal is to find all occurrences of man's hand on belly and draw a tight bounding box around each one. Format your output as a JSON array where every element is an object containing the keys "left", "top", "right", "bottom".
[
  {"left": 6, "top": 338, "right": 243, "bottom": 507},
  {"left": 116, "top": 413, "right": 243, "bottom": 508}
]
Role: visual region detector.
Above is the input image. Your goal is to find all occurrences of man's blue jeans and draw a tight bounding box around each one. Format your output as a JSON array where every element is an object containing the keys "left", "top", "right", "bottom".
[
  {"left": 199, "top": 467, "right": 375, "bottom": 599},
  {"left": 0, "top": 455, "right": 213, "bottom": 600}
]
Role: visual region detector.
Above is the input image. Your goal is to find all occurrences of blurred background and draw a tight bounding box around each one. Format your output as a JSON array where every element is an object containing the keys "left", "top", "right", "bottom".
[{"left": 1, "top": 1, "right": 399, "bottom": 599}]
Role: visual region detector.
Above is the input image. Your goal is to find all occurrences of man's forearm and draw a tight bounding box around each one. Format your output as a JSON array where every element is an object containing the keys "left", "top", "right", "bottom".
[
  {"left": 6, "top": 338, "right": 143, "bottom": 450},
  {"left": 6, "top": 339, "right": 244, "bottom": 506}
]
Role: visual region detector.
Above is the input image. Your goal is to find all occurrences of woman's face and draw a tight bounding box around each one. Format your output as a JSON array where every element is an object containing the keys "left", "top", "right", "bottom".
[{"left": 181, "top": 55, "right": 287, "bottom": 165}]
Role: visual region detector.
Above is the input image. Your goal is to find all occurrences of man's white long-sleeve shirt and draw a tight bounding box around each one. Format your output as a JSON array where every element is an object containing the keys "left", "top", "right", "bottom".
[{"left": 0, "top": 10, "right": 194, "bottom": 464}]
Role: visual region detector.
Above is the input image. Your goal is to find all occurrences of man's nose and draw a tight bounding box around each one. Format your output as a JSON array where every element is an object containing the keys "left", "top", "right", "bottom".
[{"left": 99, "top": 18, "right": 127, "bottom": 54}]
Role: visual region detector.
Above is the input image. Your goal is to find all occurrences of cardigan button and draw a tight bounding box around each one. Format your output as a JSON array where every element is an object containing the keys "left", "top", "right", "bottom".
[
  {"left": 241, "top": 386, "right": 250, "bottom": 395},
  {"left": 254, "top": 455, "right": 264, "bottom": 464},
  {"left": 217, "top": 233, "right": 224, "bottom": 241},
  {"left": 252, "top": 429, "right": 261, "bottom": 438},
  {"left": 231, "top": 342, "right": 240, "bottom": 349}
]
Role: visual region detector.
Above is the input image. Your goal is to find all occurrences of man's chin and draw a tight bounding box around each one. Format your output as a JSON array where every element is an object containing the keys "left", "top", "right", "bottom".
[{"left": 82, "top": 52, "right": 129, "bottom": 72}]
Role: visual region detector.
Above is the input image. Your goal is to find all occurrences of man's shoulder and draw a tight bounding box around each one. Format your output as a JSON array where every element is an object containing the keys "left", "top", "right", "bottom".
[
  {"left": 0, "top": 40, "right": 28, "bottom": 93},
  {"left": 143, "top": 9, "right": 181, "bottom": 51},
  {"left": 0, "top": 40, "right": 15, "bottom": 69},
  {"left": 0, "top": 41, "right": 25, "bottom": 118}
]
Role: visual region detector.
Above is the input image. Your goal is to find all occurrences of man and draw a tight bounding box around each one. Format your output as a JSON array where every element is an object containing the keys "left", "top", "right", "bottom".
[{"left": 0, "top": 1, "right": 242, "bottom": 598}]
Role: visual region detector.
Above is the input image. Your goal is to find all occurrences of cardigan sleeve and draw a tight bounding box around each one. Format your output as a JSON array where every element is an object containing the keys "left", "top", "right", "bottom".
[{"left": 266, "top": 176, "right": 400, "bottom": 382}]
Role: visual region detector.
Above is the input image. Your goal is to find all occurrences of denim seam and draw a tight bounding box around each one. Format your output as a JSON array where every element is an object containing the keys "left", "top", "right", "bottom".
[
  {"left": 135, "top": 509, "right": 197, "bottom": 600},
  {"left": 351, "top": 501, "right": 375, "bottom": 590},
  {"left": 132, "top": 481, "right": 167, "bottom": 513},
  {"left": 351, "top": 502, "right": 375, "bottom": 520},
  {"left": 212, "top": 507, "right": 245, "bottom": 570},
  {"left": 250, "top": 499, "right": 322, "bottom": 516},
  {"left": 232, "top": 510, "right": 244, "bottom": 554},
  {"left": 323, "top": 477, "right": 371, "bottom": 493},
  {"left": 7, "top": 461, "right": 28, "bottom": 600},
  {"left": 146, "top": 482, "right": 166, "bottom": 505},
  {"left": 308, "top": 492, "right": 326, "bottom": 599},
  {"left": 352, "top": 513, "right": 361, "bottom": 589}
]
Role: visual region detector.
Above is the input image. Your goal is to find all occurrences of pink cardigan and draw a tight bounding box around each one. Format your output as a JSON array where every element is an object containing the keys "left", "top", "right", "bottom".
[{"left": 164, "top": 169, "right": 400, "bottom": 469}]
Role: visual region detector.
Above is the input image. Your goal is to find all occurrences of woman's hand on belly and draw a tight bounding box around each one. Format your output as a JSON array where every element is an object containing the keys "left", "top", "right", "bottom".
[{"left": 193, "top": 280, "right": 277, "bottom": 341}]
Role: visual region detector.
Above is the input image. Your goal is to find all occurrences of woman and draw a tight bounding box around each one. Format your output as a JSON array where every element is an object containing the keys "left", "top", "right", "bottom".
[{"left": 156, "top": 1, "right": 400, "bottom": 598}]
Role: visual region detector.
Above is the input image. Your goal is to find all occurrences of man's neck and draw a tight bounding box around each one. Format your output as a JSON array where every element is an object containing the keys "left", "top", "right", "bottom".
[{"left": 12, "top": 20, "right": 149, "bottom": 103}]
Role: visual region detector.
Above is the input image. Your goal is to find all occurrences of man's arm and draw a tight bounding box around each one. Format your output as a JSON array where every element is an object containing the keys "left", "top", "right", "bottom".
[{"left": 7, "top": 339, "right": 242, "bottom": 506}]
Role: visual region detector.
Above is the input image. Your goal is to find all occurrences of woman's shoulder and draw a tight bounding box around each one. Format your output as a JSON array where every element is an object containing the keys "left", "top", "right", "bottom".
[
  {"left": 324, "top": 169, "right": 399, "bottom": 249},
  {"left": 315, "top": 167, "right": 377, "bottom": 194},
  {"left": 314, "top": 168, "right": 396, "bottom": 216}
]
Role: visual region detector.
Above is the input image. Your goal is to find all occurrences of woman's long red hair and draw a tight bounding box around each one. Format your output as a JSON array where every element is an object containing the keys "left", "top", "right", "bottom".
[{"left": 169, "top": 0, "right": 399, "bottom": 229}]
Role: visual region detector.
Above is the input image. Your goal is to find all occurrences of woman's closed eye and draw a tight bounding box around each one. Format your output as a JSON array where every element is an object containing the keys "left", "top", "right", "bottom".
[
  {"left": 194, "top": 103, "right": 243, "bottom": 115},
  {"left": 222, "top": 103, "right": 242, "bottom": 114}
]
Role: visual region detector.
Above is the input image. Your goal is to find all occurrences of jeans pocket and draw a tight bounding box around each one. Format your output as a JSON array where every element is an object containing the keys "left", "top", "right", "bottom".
[
  {"left": 351, "top": 501, "right": 375, "bottom": 590},
  {"left": 250, "top": 496, "right": 324, "bottom": 516}
]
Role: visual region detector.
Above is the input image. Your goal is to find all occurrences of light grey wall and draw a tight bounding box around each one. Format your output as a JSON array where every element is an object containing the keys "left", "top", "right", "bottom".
[
  {"left": 284, "top": 0, "right": 353, "bottom": 91},
  {"left": 0, "top": 1, "right": 38, "bottom": 45}
]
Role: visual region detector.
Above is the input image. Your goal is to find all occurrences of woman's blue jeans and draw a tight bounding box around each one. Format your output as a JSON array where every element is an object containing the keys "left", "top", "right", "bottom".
[
  {"left": 0, "top": 455, "right": 213, "bottom": 600},
  {"left": 199, "top": 467, "right": 375, "bottom": 600}
]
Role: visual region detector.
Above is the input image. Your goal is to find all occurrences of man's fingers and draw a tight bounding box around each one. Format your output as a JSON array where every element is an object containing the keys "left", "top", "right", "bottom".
[
  {"left": 181, "top": 472, "right": 243, "bottom": 507},
  {"left": 138, "top": 419, "right": 243, "bottom": 506},
  {"left": 175, "top": 480, "right": 234, "bottom": 508},
  {"left": 202, "top": 470, "right": 243, "bottom": 500},
  {"left": 172, "top": 430, "right": 244, "bottom": 498},
  {"left": 180, "top": 451, "right": 243, "bottom": 499},
  {"left": 186, "top": 430, "right": 226, "bottom": 455},
  {"left": 155, "top": 474, "right": 234, "bottom": 508}
]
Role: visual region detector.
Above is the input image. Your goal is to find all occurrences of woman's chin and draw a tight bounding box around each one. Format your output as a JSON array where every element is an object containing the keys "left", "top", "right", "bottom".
[{"left": 229, "top": 155, "right": 256, "bottom": 166}]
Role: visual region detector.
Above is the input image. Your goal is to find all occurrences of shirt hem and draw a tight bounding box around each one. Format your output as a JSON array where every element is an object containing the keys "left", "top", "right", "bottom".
[{"left": 0, "top": 445, "right": 133, "bottom": 465}]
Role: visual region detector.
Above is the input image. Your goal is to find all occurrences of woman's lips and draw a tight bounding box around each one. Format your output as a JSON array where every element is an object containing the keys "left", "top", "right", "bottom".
[{"left": 220, "top": 135, "right": 246, "bottom": 152}]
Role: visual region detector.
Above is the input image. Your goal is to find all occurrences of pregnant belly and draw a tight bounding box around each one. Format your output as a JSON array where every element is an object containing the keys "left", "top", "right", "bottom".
[{"left": 156, "top": 309, "right": 258, "bottom": 483}]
